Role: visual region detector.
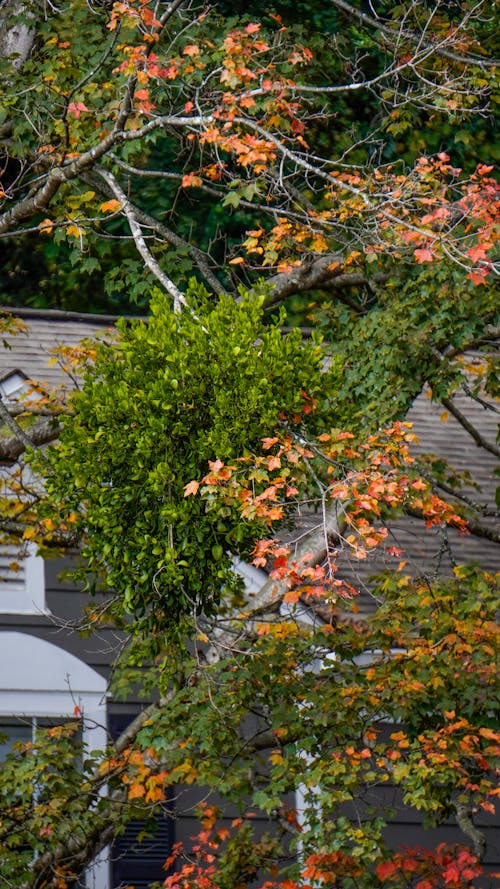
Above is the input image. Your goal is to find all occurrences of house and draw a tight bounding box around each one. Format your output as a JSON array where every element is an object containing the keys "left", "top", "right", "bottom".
[{"left": 0, "top": 308, "right": 498, "bottom": 887}]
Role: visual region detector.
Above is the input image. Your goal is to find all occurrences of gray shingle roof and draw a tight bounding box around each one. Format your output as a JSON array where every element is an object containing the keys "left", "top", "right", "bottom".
[{"left": 0, "top": 309, "right": 119, "bottom": 391}]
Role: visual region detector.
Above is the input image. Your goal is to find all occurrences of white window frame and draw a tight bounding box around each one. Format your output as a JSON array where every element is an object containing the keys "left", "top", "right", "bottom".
[{"left": 0, "top": 632, "right": 109, "bottom": 889}]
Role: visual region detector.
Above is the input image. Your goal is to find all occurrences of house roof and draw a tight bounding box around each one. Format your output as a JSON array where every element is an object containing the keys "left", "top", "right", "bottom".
[{"left": 0, "top": 308, "right": 122, "bottom": 391}]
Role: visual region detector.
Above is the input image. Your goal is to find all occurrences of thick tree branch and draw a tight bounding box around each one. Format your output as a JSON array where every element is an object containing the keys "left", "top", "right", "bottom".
[
  {"left": 454, "top": 802, "right": 487, "bottom": 861},
  {"left": 21, "top": 689, "right": 177, "bottom": 889},
  {"left": 264, "top": 255, "right": 387, "bottom": 305},
  {"left": 435, "top": 325, "right": 500, "bottom": 359},
  {"left": 0, "top": 0, "right": 35, "bottom": 72},
  {"left": 0, "top": 518, "right": 78, "bottom": 547},
  {"left": 0, "top": 399, "right": 57, "bottom": 465},
  {"left": 205, "top": 505, "right": 343, "bottom": 663}
]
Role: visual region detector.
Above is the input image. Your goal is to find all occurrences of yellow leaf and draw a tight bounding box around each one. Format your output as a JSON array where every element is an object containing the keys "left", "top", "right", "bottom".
[
  {"left": 440, "top": 411, "right": 449, "bottom": 422},
  {"left": 66, "top": 224, "right": 83, "bottom": 239},
  {"left": 100, "top": 199, "right": 122, "bottom": 213},
  {"left": 39, "top": 218, "right": 54, "bottom": 234}
]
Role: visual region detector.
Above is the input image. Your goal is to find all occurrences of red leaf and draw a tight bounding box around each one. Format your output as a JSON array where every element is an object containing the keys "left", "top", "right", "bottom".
[
  {"left": 466, "top": 270, "right": 488, "bottom": 286},
  {"left": 376, "top": 861, "right": 397, "bottom": 879},
  {"left": 67, "top": 102, "right": 89, "bottom": 118}
]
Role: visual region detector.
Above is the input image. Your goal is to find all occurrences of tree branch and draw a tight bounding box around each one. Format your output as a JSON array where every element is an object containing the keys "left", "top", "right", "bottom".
[
  {"left": 96, "top": 167, "right": 188, "bottom": 313},
  {"left": 0, "top": 398, "right": 57, "bottom": 466},
  {"left": 405, "top": 505, "right": 500, "bottom": 546},
  {"left": 440, "top": 396, "right": 500, "bottom": 459},
  {"left": 329, "top": 0, "right": 498, "bottom": 69},
  {"left": 265, "top": 258, "right": 387, "bottom": 306},
  {"left": 454, "top": 802, "right": 487, "bottom": 861},
  {"left": 205, "top": 504, "right": 343, "bottom": 664},
  {"left": 83, "top": 171, "right": 227, "bottom": 297}
]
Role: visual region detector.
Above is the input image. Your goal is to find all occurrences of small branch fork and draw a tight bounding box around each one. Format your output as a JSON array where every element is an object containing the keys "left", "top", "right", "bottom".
[
  {"left": 0, "top": 395, "right": 55, "bottom": 468},
  {"left": 97, "top": 167, "right": 188, "bottom": 313}
]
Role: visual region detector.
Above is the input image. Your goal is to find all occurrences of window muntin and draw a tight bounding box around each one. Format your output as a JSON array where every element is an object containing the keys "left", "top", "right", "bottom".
[{"left": 0, "top": 543, "right": 46, "bottom": 614}]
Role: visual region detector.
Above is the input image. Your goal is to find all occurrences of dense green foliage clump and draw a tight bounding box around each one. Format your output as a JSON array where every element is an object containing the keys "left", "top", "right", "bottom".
[{"left": 42, "top": 285, "right": 332, "bottom": 636}]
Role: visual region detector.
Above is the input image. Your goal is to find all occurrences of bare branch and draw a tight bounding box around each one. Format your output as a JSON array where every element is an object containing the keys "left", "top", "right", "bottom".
[
  {"left": 265, "top": 258, "right": 387, "bottom": 305},
  {"left": 440, "top": 395, "right": 500, "bottom": 459},
  {"left": 329, "top": 0, "right": 498, "bottom": 69},
  {"left": 84, "top": 170, "right": 227, "bottom": 296}
]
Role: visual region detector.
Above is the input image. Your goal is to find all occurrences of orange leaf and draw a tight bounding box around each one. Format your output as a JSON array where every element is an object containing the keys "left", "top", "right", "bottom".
[
  {"left": 208, "top": 459, "right": 224, "bottom": 473},
  {"left": 466, "top": 270, "right": 488, "bottom": 286},
  {"left": 262, "top": 437, "right": 279, "bottom": 450},
  {"left": 39, "top": 218, "right": 54, "bottom": 234},
  {"left": 181, "top": 173, "right": 202, "bottom": 188},
  {"left": 100, "top": 199, "right": 122, "bottom": 213},
  {"left": 183, "top": 479, "right": 200, "bottom": 497},
  {"left": 414, "top": 247, "right": 434, "bottom": 263},
  {"left": 128, "top": 783, "right": 146, "bottom": 800},
  {"left": 66, "top": 224, "right": 83, "bottom": 239}
]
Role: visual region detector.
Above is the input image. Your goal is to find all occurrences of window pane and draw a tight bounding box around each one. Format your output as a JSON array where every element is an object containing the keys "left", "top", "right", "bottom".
[{"left": 0, "top": 721, "right": 32, "bottom": 761}]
